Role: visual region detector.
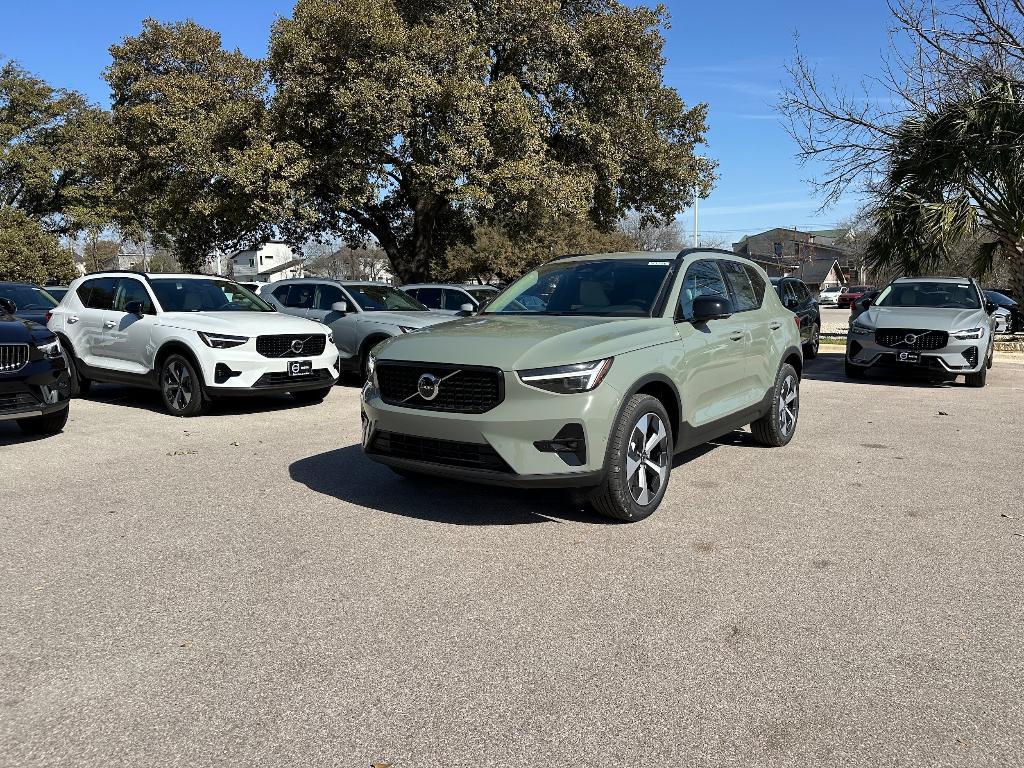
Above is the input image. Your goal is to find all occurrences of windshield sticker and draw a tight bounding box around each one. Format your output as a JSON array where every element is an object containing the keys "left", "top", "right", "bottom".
[{"left": 648, "top": 261, "right": 670, "bottom": 266}]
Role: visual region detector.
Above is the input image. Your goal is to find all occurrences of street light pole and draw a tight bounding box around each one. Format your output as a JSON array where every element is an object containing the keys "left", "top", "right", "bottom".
[{"left": 693, "top": 197, "right": 699, "bottom": 247}]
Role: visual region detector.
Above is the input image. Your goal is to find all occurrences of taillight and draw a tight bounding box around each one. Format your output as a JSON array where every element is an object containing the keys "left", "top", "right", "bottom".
[{"left": 793, "top": 315, "right": 802, "bottom": 330}]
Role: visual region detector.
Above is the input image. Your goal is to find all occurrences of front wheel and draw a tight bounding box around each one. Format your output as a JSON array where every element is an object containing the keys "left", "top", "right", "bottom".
[
  {"left": 586, "top": 394, "right": 673, "bottom": 522},
  {"left": 160, "top": 354, "right": 210, "bottom": 417},
  {"left": 751, "top": 363, "right": 800, "bottom": 447},
  {"left": 18, "top": 405, "right": 70, "bottom": 435},
  {"left": 965, "top": 364, "right": 987, "bottom": 388},
  {"left": 62, "top": 343, "right": 91, "bottom": 397}
]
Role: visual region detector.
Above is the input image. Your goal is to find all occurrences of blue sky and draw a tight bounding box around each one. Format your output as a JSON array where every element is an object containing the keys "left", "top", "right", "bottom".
[{"left": 1, "top": 0, "right": 895, "bottom": 243}]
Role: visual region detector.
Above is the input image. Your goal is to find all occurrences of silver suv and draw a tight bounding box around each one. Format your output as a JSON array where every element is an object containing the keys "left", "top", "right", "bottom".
[
  {"left": 845, "top": 277, "right": 996, "bottom": 386},
  {"left": 261, "top": 279, "right": 452, "bottom": 379}
]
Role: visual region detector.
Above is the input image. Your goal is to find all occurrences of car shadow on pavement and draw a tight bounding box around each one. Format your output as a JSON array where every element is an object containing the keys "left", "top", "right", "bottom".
[
  {"left": 802, "top": 351, "right": 963, "bottom": 387},
  {"left": 290, "top": 444, "right": 622, "bottom": 525},
  {"left": 81, "top": 383, "right": 340, "bottom": 416},
  {"left": 0, "top": 424, "right": 54, "bottom": 445}
]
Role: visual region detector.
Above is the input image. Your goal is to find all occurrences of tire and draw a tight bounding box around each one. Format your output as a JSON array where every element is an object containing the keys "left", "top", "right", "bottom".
[
  {"left": 845, "top": 358, "right": 866, "bottom": 379},
  {"left": 17, "top": 405, "right": 70, "bottom": 435},
  {"left": 751, "top": 363, "right": 800, "bottom": 447},
  {"left": 803, "top": 323, "right": 820, "bottom": 359},
  {"left": 586, "top": 394, "right": 673, "bottom": 522},
  {"left": 965, "top": 364, "right": 987, "bottom": 388},
  {"left": 62, "top": 343, "right": 91, "bottom": 397},
  {"left": 986, "top": 345, "right": 994, "bottom": 370},
  {"left": 159, "top": 354, "right": 210, "bottom": 417},
  {"left": 291, "top": 386, "right": 332, "bottom": 403}
]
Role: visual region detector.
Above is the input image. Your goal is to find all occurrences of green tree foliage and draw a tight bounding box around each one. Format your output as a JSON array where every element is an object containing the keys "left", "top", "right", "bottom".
[
  {"left": 0, "top": 208, "right": 77, "bottom": 283},
  {"left": 441, "top": 218, "right": 634, "bottom": 284},
  {"left": 269, "top": 0, "right": 715, "bottom": 283},
  {"left": 866, "top": 78, "right": 1024, "bottom": 296},
  {"left": 0, "top": 60, "right": 110, "bottom": 233},
  {"left": 106, "top": 19, "right": 279, "bottom": 273}
]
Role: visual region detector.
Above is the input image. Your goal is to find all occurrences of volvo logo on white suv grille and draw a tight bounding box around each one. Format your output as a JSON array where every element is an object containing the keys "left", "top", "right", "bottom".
[
  {"left": 417, "top": 373, "right": 441, "bottom": 401},
  {"left": 290, "top": 339, "right": 304, "bottom": 354}
]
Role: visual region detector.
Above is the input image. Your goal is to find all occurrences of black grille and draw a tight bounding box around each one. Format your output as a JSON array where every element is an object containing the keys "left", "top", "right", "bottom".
[
  {"left": 962, "top": 346, "right": 979, "bottom": 367},
  {"left": 0, "top": 344, "right": 29, "bottom": 373},
  {"left": 255, "top": 334, "right": 327, "bottom": 358},
  {"left": 875, "top": 328, "right": 949, "bottom": 350},
  {"left": 253, "top": 369, "right": 334, "bottom": 388},
  {"left": 0, "top": 393, "right": 38, "bottom": 412},
  {"left": 376, "top": 362, "right": 503, "bottom": 413},
  {"left": 370, "top": 430, "right": 513, "bottom": 473}
]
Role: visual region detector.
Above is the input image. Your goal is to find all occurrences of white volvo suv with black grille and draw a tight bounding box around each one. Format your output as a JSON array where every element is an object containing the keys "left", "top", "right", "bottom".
[{"left": 48, "top": 272, "right": 340, "bottom": 415}]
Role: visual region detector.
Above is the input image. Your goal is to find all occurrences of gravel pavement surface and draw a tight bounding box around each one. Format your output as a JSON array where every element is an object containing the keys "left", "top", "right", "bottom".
[{"left": 2, "top": 350, "right": 1022, "bottom": 768}]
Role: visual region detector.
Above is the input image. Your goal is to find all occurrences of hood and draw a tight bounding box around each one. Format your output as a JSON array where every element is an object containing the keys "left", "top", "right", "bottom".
[
  {"left": 377, "top": 314, "right": 675, "bottom": 370},
  {"left": 1, "top": 312, "right": 54, "bottom": 343},
  {"left": 858, "top": 305, "right": 987, "bottom": 331},
  {"left": 355, "top": 310, "right": 452, "bottom": 329},
  {"left": 157, "top": 311, "right": 328, "bottom": 336}
]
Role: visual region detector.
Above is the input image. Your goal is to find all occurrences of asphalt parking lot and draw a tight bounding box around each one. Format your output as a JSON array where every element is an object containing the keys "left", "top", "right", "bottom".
[{"left": 2, "top": 350, "right": 1022, "bottom": 767}]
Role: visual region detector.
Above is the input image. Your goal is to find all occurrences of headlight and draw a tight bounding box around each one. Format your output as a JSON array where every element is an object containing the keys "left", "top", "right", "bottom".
[
  {"left": 198, "top": 331, "right": 248, "bottom": 349},
  {"left": 952, "top": 327, "right": 984, "bottom": 340},
  {"left": 849, "top": 321, "right": 874, "bottom": 335},
  {"left": 36, "top": 338, "right": 62, "bottom": 359},
  {"left": 518, "top": 358, "right": 613, "bottom": 394}
]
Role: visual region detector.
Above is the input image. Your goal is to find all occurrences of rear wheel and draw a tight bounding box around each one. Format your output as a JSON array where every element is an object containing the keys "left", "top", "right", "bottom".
[
  {"left": 751, "top": 363, "right": 800, "bottom": 447},
  {"left": 587, "top": 394, "right": 672, "bottom": 522},
  {"left": 17, "top": 405, "right": 69, "bottom": 435},
  {"left": 160, "top": 354, "right": 209, "bottom": 417},
  {"left": 803, "top": 323, "right": 820, "bottom": 359}
]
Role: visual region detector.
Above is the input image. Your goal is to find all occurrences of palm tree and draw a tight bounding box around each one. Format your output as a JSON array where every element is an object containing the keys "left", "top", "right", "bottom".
[{"left": 866, "top": 77, "right": 1024, "bottom": 297}]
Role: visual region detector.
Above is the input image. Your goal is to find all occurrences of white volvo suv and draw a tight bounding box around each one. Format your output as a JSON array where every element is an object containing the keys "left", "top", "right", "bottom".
[{"left": 48, "top": 272, "right": 340, "bottom": 416}]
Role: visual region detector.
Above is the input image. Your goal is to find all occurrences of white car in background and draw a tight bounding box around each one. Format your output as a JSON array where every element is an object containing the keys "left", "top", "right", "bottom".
[
  {"left": 818, "top": 284, "right": 846, "bottom": 305},
  {"left": 48, "top": 272, "right": 339, "bottom": 416}
]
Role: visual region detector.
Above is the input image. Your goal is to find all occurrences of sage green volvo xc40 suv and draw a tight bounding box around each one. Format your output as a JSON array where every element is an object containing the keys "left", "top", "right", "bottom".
[{"left": 361, "top": 250, "right": 804, "bottom": 521}]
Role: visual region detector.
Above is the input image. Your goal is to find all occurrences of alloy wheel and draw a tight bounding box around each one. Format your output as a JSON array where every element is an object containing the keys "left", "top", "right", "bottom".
[
  {"left": 163, "top": 360, "right": 194, "bottom": 412},
  {"left": 625, "top": 412, "right": 669, "bottom": 506},
  {"left": 778, "top": 373, "right": 799, "bottom": 437}
]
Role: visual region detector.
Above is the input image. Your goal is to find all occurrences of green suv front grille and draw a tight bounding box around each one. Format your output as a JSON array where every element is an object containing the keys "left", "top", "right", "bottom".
[{"left": 376, "top": 361, "right": 503, "bottom": 413}]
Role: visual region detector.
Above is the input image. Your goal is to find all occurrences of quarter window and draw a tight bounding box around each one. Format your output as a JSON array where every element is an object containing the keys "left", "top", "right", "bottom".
[
  {"left": 678, "top": 260, "right": 729, "bottom": 320},
  {"left": 720, "top": 261, "right": 761, "bottom": 312}
]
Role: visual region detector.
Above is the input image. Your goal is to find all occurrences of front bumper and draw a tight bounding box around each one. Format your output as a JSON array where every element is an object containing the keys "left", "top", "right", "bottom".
[
  {"left": 360, "top": 370, "right": 622, "bottom": 487},
  {"left": 197, "top": 345, "right": 341, "bottom": 394},
  {"left": 0, "top": 356, "right": 72, "bottom": 421},
  {"left": 846, "top": 332, "right": 987, "bottom": 373}
]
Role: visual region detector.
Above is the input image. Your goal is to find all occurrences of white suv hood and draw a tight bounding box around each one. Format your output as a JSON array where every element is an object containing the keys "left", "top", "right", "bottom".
[
  {"left": 157, "top": 311, "right": 327, "bottom": 336},
  {"left": 859, "top": 306, "right": 987, "bottom": 330}
]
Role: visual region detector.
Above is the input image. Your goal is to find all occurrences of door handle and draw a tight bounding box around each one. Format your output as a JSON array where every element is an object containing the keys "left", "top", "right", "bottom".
[
  {"left": 769, "top": 321, "right": 782, "bottom": 330},
  {"left": 729, "top": 331, "right": 744, "bottom": 341},
  {"left": 103, "top": 320, "right": 116, "bottom": 328},
  {"left": 68, "top": 315, "right": 79, "bottom": 324}
]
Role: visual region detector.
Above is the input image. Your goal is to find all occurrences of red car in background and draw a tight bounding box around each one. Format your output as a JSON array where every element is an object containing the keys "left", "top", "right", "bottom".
[{"left": 837, "top": 285, "right": 875, "bottom": 309}]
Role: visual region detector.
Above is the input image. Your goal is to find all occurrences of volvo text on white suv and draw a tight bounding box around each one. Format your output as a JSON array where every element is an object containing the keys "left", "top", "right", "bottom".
[{"left": 48, "top": 272, "right": 340, "bottom": 416}]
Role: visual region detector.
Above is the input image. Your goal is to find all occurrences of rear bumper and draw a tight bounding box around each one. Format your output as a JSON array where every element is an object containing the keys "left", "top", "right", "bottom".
[{"left": 0, "top": 357, "right": 72, "bottom": 421}]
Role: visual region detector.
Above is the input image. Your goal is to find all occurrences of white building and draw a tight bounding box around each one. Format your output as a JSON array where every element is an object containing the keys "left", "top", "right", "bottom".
[{"left": 229, "top": 241, "right": 304, "bottom": 283}]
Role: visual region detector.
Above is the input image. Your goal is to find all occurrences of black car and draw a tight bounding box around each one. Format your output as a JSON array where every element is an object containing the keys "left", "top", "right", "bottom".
[
  {"left": 771, "top": 277, "right": 820, "bottom": 358},
  {"left": 0, "top": 283, "right": 59, "bottom": 326},
  {"left": 0, "top": 297, "right": 71, "bottom": 435},
  {"left": 985, "top": 290, "right": 1021, "bottom": 333}
]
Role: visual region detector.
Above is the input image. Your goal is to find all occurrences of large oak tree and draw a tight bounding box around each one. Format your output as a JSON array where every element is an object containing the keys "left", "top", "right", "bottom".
[{"left": 269, "top": 0, "right": 715, "bottom": 283}]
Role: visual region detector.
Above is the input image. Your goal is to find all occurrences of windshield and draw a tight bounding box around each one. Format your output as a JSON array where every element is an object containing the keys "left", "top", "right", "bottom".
[
  {"left": 150, "top": 279, "right": 274, "bottom": 312},
  {"left": 465, "top": 287, "right": 498, "bottom": 303},
  {"left": 986, "top": 291, "right": 1016, "bottom": 306},
  {"left": 485, "top": 259, "right": 673, "bottom": 316},
  {"left": 875, "top": 281, "right": 981, "bottom": 309},
  {"left": 344, "top": 284, "right": 427, "bottom": 311},
  {"left": 0, "top": 284, "right": 58, "bottom": 310}
]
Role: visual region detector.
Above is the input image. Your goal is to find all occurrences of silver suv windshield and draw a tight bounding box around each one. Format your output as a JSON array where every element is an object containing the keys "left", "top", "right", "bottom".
[
  {"left": 151, "top": 279, "right": 274, "bottom": 312},
  {"left": 485, "top": 259, "right": 673, "bottom": 317},
  {"left": 874, "top": 281, "right": 980, "bottom": 309}
]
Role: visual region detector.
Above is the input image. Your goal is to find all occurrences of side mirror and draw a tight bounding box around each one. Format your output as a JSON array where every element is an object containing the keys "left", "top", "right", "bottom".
[
  {"left": 460, "top": 302, "right": 475, "bottom": 313},
  {"left": 331, "top": 301, "right": 349, "bottom": 314},
  {"left": 985, "top": 300, "right": 997, "bottom": 314},
  {"left": 0, "top": 297, "right": 15, "bottom": 315},
  {"left": 691, "top": 295, "right": 734, "bottom": 323},
  {"left": 125, "top": 300, "right": 145, "bottom": 318}
]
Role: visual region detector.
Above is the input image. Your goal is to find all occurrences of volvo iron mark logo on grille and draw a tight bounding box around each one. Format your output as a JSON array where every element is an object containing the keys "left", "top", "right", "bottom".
[
  {"left": 904, "top": 333, "right": 919, "bottom": 345},
  {"left": 417, "top": 373, "right": 441, "bottom": 401},
  {"left": 290, "top": 338, "right": 304, "bottom": 354}
]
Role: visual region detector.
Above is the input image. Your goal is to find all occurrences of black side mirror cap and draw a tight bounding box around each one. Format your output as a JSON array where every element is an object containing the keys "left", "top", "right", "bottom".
[
  {"left": 0, "top": 297, "right": 15, "bottom": 315},
  {"left": 691, "top": 295, "right": 734, "bottom": 323},
  {"left": 125, "top": 300, "right": 145, "bottom": 317},
  {"left": 985, "top": 300, "right": 997, "bottom": 314}
]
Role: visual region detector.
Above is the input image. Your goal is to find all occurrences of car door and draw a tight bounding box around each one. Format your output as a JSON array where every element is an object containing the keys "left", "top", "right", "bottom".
[
  {"left": 673, "top": 259, "right": 750, "bottom": 426},
  {"left": 310, "top": 282, "right": 360, "bottom": 360},
  {"left": 70, "top": 277, "right": 120, "bottom": 369},
  {"left": 105, "top": 277, "right": 158, "bottom": 374},
  {"left": 719, "top": 260, "right": 776, "bottom": 407}
]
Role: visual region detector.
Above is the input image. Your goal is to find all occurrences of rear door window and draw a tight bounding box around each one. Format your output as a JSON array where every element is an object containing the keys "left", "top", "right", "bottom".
[{"left": 77, "top": 277, "right": 119, "bottom": 310}]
